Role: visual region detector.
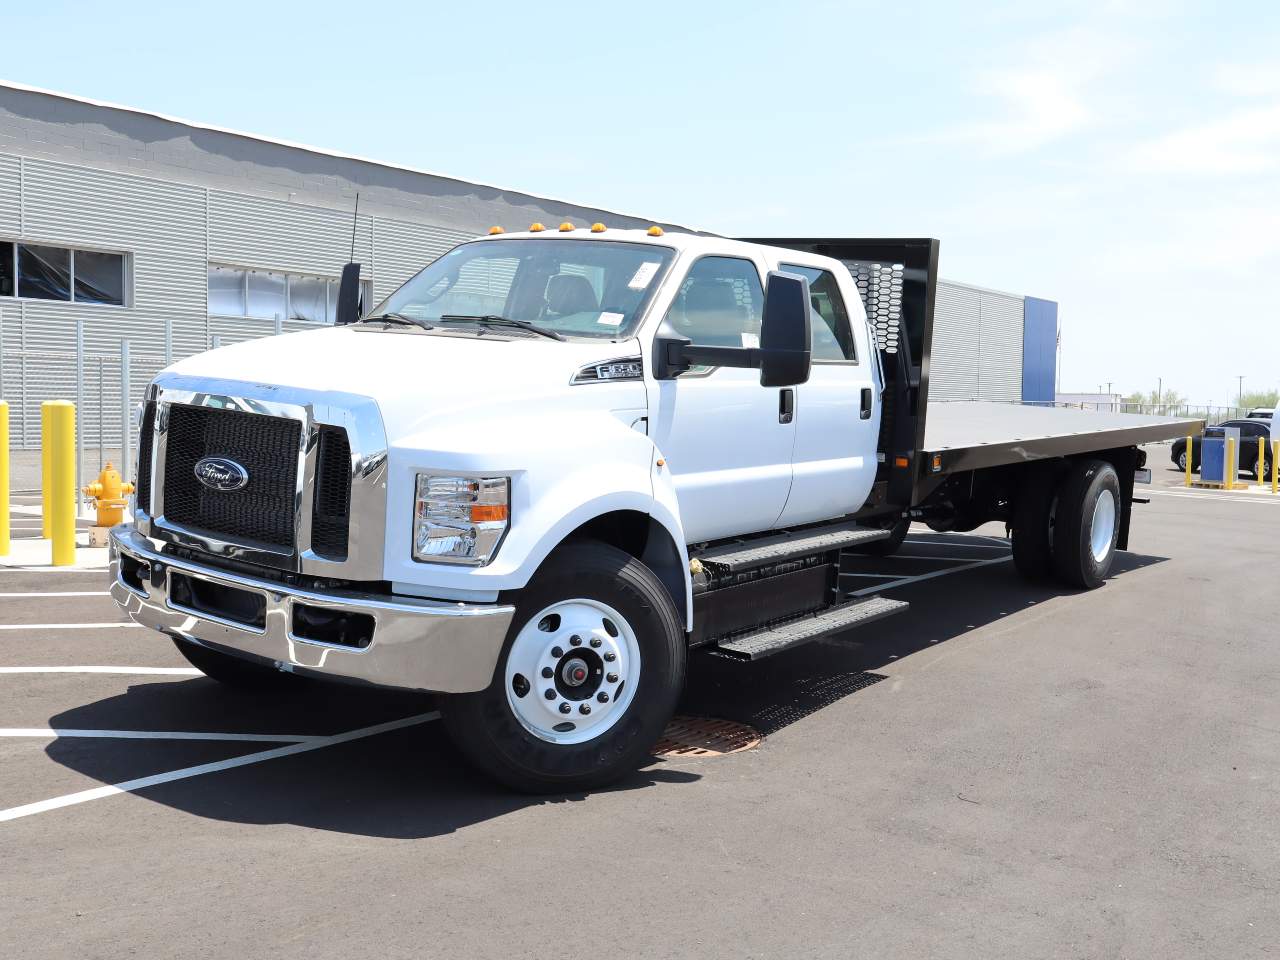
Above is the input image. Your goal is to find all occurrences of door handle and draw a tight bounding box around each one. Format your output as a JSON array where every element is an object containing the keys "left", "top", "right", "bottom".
[
  {"left": 860, "top": 387, "right": 873, "bottom": 420},
  {"left": 779, "top": 388, "right": 794, "bottom": 424}
]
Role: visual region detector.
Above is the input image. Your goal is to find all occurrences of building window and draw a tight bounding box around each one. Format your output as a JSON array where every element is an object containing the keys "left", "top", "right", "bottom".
[
  {"left": 0, "top": 241, "right": 126, "bottom": 305},
  {"left": 208, "top": 264, "right": 370, "bottom": 324}
]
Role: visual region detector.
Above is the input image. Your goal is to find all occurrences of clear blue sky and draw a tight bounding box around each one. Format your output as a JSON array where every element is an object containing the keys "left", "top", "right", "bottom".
[{"left": 7, "top": 0, "right": 1279, "bottom": 405}]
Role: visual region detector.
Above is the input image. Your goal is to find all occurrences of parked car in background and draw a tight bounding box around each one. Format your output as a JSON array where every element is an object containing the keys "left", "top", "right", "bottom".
[
  {"left": 1171, "top": 419, "right": 1272, "bottom": 476},
  {"left": 1247, "top": 407, "right": 1274, "bottom": 420}
]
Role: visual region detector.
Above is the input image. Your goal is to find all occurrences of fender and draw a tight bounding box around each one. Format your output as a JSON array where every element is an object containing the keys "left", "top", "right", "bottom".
[{"left": 383, "top": 407, "right": 690, "bottom": 610}]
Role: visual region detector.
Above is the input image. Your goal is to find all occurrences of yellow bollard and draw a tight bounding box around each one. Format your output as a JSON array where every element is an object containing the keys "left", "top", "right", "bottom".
[
  {"left": 0, "top": 400, "right": 8, "bottom": 556},
  {"left": 1184, "top": 434, "right": 1193, "bottom": 487},
  {"left": 1225, "top": 437, "right": 1235, "bottom": 491},
  {"left": 41, "top": 402, "right": 53, "bottom": 538},
  {"left": 1273, "top": 440, "right": 1278, "bottom": 495},
  {"left": 48, "top": 401, "right": 77, "bottom": 567}
]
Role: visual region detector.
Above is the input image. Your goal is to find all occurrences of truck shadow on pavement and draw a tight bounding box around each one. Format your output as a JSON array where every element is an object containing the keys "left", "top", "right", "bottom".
[{"left": 42, "top": 549, "right": 1164, "bottom": 838}]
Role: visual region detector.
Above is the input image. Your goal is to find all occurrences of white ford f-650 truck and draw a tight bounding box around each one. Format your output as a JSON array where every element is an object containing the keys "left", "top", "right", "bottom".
[{"left": 109, "top": 228, "right": 1199, "bottom": 791}]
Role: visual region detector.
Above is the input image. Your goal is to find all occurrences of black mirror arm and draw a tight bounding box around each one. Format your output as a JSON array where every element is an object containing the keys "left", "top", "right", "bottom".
[{"left": 652, "top": 327, "right": 761, "bottom": 380}]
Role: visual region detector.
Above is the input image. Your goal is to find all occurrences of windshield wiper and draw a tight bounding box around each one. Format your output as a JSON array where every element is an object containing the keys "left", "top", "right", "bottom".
[
  {"left": 359, "top": 312, "right": 435, "bottom": 331},
  {"left": 438, "top": 314, "right": 566, "bottom": 342}
]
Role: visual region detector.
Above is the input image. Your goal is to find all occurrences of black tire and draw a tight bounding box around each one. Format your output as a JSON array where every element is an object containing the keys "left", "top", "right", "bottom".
[
  {"left": 1051, "top": 460, "right": 1121, "bottom": 590},
  {"left": 172, "top": 637, "right": 303, "bottom": 690},
  {"left": 851, "top": 516, "right": 910, "bottom": 557},
  {"left": 1011, "top": 465, "right": 1058, "bottom": 582},
  {"left": 442, "top": 541, "right": 686, "bottom": 794}
]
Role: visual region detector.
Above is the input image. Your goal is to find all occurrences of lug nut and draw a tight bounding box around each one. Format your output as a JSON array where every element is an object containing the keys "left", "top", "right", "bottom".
[
  {"left": 559, "top": 702, "right": 572, "bottom": 714},
  {"left": 541, "top": 667, "right": 554, "bottom": 679},
  {"left": 597, "top": 692, "right": 609, "bottom": 703},
  {"left": 604, "top": 652, "right": 616, "bottom": 662},
  {"left": 544, "top": 689, "right": 556, "bottom": 700},
  {"left": 551, "top": 646, "right": 564, "bottom": 658},
  {"left": 570, "top": 635, "right": 582, "bottom": 647},
  {"left": 579, "top": 703, "right": 591, "bottom": 715},
  {"left": 590, "top": 637, "right": 602, "bottom": 648},
  {"left": 607, "top": 672, "right": 618, "bottom": 683}
]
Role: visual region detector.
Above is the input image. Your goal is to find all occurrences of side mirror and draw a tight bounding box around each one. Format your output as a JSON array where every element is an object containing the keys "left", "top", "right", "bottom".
[
  {"left": 651, "top": 270, "right": 813, "bottom": 385},
  {"left": 334, "top": 262, "right": 363, "bottom": 325},
  {"left": 758, "top": 270, "right": 812, "bottom": 387}
]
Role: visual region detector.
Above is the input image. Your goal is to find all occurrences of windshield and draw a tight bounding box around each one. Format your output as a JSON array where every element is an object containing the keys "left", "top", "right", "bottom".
[{"left": 370, "top": 238, "right": 676, "bottom": 340}]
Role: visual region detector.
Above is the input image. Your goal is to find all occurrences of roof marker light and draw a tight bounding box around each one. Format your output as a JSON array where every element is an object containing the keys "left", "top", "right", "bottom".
[
  {"left": 488, "top": 226, "right": 504, "bottom": 235},
  {"left": 559, "top": 222, "right": 575, "bottom": 232},
  {"left": 647, "top": 225, "right": 664, "bottom": 237},
  {"left": 529, "top": 222, "right": 546, "bottom": 232},
  {"left": 591, "top": 222, "right": 607, "bottom": 233}
]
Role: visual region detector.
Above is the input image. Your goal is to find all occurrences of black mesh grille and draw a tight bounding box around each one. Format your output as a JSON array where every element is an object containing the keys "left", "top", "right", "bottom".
[
  {"left": 135, "top": 401, "right": 155, "bottom": 514},
  {"left": 311, "top": 426, "right": 352, "bottom": 559},
  {"left": 163, "top": 405, "right": 301, "bottom": 548}
]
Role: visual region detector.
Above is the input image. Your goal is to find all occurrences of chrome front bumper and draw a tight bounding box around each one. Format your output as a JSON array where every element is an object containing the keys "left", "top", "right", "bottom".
[{"left": 109, "top": 525, "right": 515, "bottom": 693}]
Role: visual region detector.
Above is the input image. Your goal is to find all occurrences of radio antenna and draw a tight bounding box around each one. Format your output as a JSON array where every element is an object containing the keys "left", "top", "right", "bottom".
[{"left": 348, "top": 193, "right": 360, "bottom": 262}]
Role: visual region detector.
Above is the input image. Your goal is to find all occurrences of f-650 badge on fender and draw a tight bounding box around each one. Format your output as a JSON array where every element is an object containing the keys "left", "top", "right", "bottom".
[{"left": 193, "top": 456, "right": 249, "bottom": 492}]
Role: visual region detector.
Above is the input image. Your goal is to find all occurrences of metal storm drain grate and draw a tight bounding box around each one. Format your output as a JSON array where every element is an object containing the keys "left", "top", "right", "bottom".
[{"left": 653, "top": 716, "right": 762, "bottom": 758}]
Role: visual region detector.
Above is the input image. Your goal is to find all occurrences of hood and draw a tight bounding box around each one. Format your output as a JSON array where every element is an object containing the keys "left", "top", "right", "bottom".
[{"left": 164, "top": 325, "right": 646, "bottom": 442}]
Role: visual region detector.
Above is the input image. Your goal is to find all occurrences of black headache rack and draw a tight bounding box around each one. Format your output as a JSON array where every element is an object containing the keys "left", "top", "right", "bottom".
[{"left": 740, "top": 237, "right": 939, "bottom": 514}]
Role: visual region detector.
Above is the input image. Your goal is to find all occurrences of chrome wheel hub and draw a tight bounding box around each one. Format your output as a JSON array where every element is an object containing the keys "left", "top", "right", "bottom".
[
  {"left": 504, "top": 599, "right": 640, "bottom": 745},
  {"left": 1090, "top": 489, "right": 1117, "bottom": 563}
]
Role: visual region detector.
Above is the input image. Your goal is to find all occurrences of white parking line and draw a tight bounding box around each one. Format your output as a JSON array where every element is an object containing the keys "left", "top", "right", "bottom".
[
  {"left": 0, "top": 622, "right": 142, "bottom": 631},
  {"left": 0, "top": 711, "right": 440, "bottom": 823},
  {"left": 0, "top": 728, "right": 322, "bottom": 742},
  {"left": 0, "top": 666, "right": 200, "bottom": 675},
  {"left": 0, "top": 592, "right": 111, "bottom": 598},
  {"left": 849, "top": 556, "right": 1013, "bottom": 596},
  {"left": 885, "top": 554, "right": 1004, "bottom": 562},
  {"left": 903, "top": 538, "right": 1008, "bottom": 550},
  {"left": 1147, "top": 489, "right": 1278, "bottom": 504}
]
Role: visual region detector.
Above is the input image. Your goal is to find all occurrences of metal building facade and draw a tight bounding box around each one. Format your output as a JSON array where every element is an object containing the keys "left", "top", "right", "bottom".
[
  {"left": 0, "top": 81, "right": 687, "bottom": 452},
  {"left": 929, "top": 279, "right": 1029, "bottom": 403}
]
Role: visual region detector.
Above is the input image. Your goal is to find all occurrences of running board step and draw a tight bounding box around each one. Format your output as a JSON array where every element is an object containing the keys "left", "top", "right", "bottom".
[
  {"left": 713, "top": 595, "right": 909, "bottom": 661},
  {"left": 696, "top": 522, "right": 891, "bottom": 575}
]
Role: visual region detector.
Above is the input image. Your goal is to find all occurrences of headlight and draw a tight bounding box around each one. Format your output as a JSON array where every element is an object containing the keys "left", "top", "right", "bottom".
[{"left": 413, "top": 475, "right": 509, "bottom": 565}]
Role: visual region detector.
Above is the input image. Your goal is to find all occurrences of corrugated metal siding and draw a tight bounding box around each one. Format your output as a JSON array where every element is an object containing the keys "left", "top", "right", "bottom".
[
  {"left": 929, "top": 279, "right": 1024, "bottom": 402},
  {"left": 0, "top": 154, "right": 19, "bottom": 234},
  {"left": 930, "top": 280, "right": 979, "bottom": 400},
  {"left": 6, "top": 157, "right": 207, "bottom": 445},
  {"left": 372, "top": 218, "right": 472, "bottom": 301},
  {"left": 209, "top": 191, "right": 373, "bottom": 281},
  {"left": 977, "top": 289, "right": 1023, "bottom": 402}
]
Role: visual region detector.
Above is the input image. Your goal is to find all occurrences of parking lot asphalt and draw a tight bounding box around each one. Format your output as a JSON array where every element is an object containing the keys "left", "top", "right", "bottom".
[{"left": 1, "top": 456, "right": 1277, "bottom": 959}]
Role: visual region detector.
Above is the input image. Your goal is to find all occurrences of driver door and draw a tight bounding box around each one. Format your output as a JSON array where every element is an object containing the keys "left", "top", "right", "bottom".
[{"left": 648, "top": 255, "right": 796, "bottom": 543}]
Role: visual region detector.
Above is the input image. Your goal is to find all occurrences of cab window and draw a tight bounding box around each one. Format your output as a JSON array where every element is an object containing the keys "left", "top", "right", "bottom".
[
  {"left": 781, "top": 263, "right": 856, "bottom": 362},
  {"left": 665, "top": 256, "right": 764, "bottom": 348}
]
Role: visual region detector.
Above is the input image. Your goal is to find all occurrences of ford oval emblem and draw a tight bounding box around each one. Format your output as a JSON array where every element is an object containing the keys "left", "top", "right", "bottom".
[{"left": 194, "top": 456, "right": 249, "bottom": 492}]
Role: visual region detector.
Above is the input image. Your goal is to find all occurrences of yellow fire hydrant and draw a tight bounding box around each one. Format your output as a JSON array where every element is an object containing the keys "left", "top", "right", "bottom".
[{"left": 83, "top": 462, "right": 133, "bottom": 547}]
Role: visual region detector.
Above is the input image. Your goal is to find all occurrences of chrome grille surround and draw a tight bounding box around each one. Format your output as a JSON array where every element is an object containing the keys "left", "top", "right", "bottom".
[{"left": 135, "top": 374, "right": 388, "bottom": 581}]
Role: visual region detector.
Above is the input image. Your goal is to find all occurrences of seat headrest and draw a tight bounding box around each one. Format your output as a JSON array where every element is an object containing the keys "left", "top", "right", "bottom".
[
  {"left": 546, "top": 274, "right": 599, "bottom": 316},
  {"left": 684, "top": 280, "right": 739, "bottom": 314}
]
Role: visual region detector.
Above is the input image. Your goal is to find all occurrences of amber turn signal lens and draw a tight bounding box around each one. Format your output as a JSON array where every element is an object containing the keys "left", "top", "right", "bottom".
[{"left": 470, "top": 504, "right": 509, "bottom": 523}]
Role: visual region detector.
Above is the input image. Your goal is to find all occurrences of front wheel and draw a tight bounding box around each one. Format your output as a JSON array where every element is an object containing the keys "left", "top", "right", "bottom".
[{"left": 443, "top": 541, "right": 686, "bottom": 793}]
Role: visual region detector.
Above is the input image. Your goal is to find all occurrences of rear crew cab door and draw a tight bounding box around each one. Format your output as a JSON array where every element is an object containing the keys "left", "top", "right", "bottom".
[{"left": 772, "top": 259, "right": 878, "bottom": 525}]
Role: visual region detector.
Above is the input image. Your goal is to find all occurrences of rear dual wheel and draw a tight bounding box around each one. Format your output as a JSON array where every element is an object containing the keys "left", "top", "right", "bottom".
[{"left": 1011, "top": 459, "right": 1120, "bottom": 590}]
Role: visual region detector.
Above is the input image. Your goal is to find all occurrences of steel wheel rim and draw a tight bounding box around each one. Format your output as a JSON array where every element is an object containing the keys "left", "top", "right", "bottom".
[
  {"left": 1177, "top": 451, "right": 1187, "bottom": 470},
  {"left": 504, "top": 598, "right": 641, "bottom": 745},
  {"left": 1090, "top": 488, "right": 1117, "bottom": 563}
]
